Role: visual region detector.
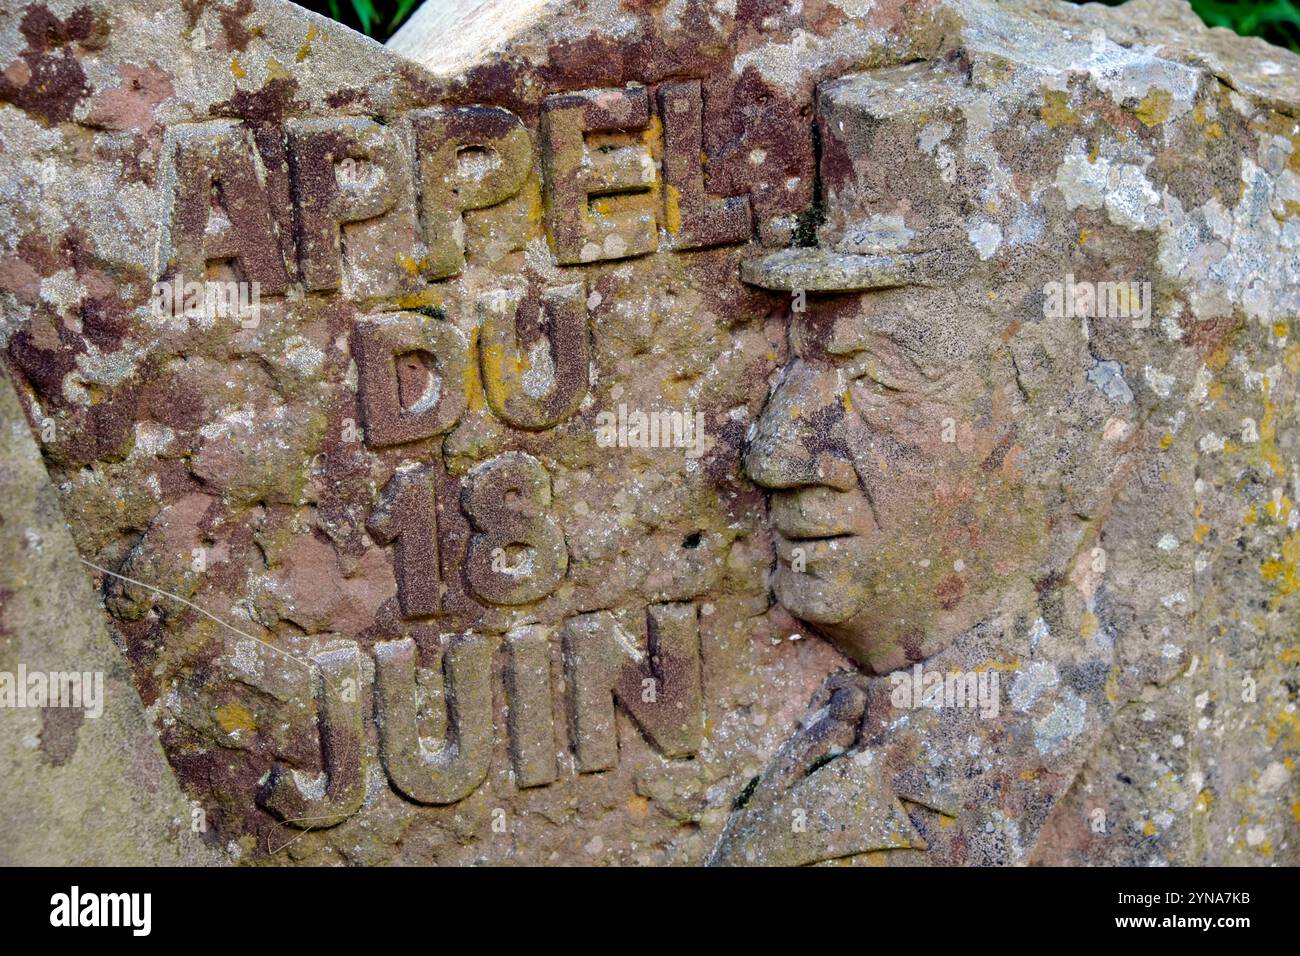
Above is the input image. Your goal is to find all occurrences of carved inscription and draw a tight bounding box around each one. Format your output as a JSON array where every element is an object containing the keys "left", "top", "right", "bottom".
[
  {"left": 254, "top": 606, "right": 703, "bottom": 828},
  {"left": 367, "top": 464, "right": 442, "bottom": 618},
  {"left": 374, "top": 634, "right": 492, "bottom": 805},
  {"left": 658, "top": 81, "right": 752, "bottom": 249},
  {"left": 155, "top": 120, "right": 290, "bottom": 292},
  {"left": 540, "top": 86, "right": 657, "bottom": 264},
  {"left": 463, "top": 452, "right": 568, "bottom": 606},
  {"left": 411, "top": 105, "right": 532, "bottom": 279},
  {"left": 150, "top": 80, "right": 743, "bottom": 827},
  {"left": 563, "top": 604, "right": 704, "bottom": 773},
  {"left": 504, "top": 625, "right": 558, "bottom": 788},
  {"left": 157, "top": 82, "right": 751, "bottom": 296},
  {"left": 478, "top": 282, "right": 590, "bottom": 430},
  {"left": 258, "top": 645, "right": 366, "bottom": 829},
  {"left": 353, "top": 311, "right": 469, "bottom": 448},
  {"left": 287, "top": 116, "right": 421, "bottom": 295}
]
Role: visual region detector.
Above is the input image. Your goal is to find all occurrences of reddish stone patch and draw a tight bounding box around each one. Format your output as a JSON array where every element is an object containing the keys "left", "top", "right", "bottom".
[
  {"left": 0, "top": 257, "right": 41, "bottom": 306},
  {"left": 900, "top": 627, "right": 927, "bottom": 662},
  {"left": 218, "top": 0, "right": 258, "bottom": 52},
  {"left": 0, "top": 585, "right": 12, "bottom": 642},
  {"left": 84, "top": 63, "right": 174, "bottom": 134},
  {"left": 212, "top": 77, "right": 308, "bottom": 124},
  {"left": 979, "top": 430, "right": 1014, "bottom": 473},
  {"left": 0, "top": 5, "right": 99, "bottom": 125},
  {"left": 38, "top": 705, "right": 85, "bottom": 767},
  {"left": 325, "top": 87, "right": 371, "bottom": 110},
  {"left": 935, "top": 572, "right": 966, "bottom": 610},
  {"left": 1185, "top": 313, "right": 1243, "bottom": 360},
  {"left": 7, "top": 318, "right": 82, "bottom": 402}
]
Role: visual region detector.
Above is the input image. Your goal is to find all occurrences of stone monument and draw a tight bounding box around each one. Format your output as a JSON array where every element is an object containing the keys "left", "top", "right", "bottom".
[{"left": 0, "top": 0, "right": 1296, "bottom": 865}]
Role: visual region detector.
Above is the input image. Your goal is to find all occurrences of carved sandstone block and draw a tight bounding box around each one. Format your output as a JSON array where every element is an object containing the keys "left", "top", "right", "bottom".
[{"left": 0, "top": 0, "right": 1296, "bottom": 868}]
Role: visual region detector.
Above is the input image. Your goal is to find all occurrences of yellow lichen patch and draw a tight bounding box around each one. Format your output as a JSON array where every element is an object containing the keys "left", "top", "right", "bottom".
[
  {"left": 1191, "top": 502, "right": 1210, "bottom": 544},
  {"left": 626, "top": 794, "right": 650, "bottom": 817},
  {"left": 396, "top": 254, "right": 428, "bottom": 276},
  {"left": 1134, "top": 90, "right": 1172, "bottom": 127},
  {"left": 664, "top": 182, "right": 682, "bottom": 236},
  {"left": 1159, "top": 433, "right": 1174, "bottom": 449},
  {"left": 1206, "top": 122, "right": 1223, "bottom": 140},
  {"left": 1194, "top": 788, "right": 1215, "bottom": 812},
  {"left": 394, "top": 288, "right": 444, "bottom": 311},
  {"left": 479, "top": 337, "right": 530, "bottom": 411},
  {"left": 230, "top": 56, "right": 246, "bottom": 79},
  {"left": 1267, "top": 709, "right": 1300, "bottom": 750},
  {"left": 640, "top": 113, "right": 663, "bottom": 160},
  {"left": 1041, "top": 89, "right": 1079, "bottom": 129},
  {"left": 1286, "top": 343, "right": 1300, "bottom": 374},
  {"left": 216, "top": 702, "right": 257, "bottom": 734},
  {"left": 1250, "top": 112, "right": 1300, "bottom": 174},
  {"left": 1292, "top": 801, "right": 1300, "bottom": 821},
  {"left": 296, "top": 26, "right": 317, "bottom": 63},
  {"left": 1105, "top": 667, "right": 1119, "bottom": 706},
  {"left": 1261, "top": 531, "right": 1300, "bottom": 606},
  {"left": 464, "top": 326, "right": 487, "bottom": 412},
  {"left": 1256, "top": 384, "right": 1284, "bottom": 476},
  {"left": 1113, "top": 284, "right": 1138, "bottom": 315},
  {"left": 1142, "top": 820, "right": 1157, "bottom": 836},
  {"left": 1206, "top": 345, "right": 1230, "bottom": 370},
  {"left": 1080, "top": 611, "right": 1099, "bottom": 639},
  {"left": 267, "top": 58, "right": 290, "bottom": 81}
]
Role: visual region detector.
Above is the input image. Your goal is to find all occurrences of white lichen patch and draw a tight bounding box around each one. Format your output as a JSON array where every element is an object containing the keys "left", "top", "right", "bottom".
[
  {"left": 966, "top": 219, "right": 1002, "bottom": 259},
  {"left": 1033, "top": 690, "right": 1087, "bottom": 756}
]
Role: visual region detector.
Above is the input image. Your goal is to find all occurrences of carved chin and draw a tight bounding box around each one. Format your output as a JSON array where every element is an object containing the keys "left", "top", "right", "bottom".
[{"left": 771, "top": 562, "right": 863, "bottom": 624}]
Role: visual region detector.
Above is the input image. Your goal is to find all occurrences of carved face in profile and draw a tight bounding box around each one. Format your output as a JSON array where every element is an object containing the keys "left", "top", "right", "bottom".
[{"left": 744, "top": 284, "right": 1123, "bottom": 674}]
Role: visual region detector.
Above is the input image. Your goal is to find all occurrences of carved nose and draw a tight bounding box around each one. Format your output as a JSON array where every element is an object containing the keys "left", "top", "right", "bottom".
[{"left": 744, "top": 360, "right": 858, "bottom": 492}]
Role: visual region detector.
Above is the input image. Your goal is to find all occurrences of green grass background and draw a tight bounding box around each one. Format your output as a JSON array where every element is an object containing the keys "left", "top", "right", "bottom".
[{"left": 295, "top": 0, "right": 1298, "bottom": 56}]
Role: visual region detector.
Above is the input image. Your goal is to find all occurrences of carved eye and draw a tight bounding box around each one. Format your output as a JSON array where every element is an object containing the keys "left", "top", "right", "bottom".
[{"left": 849, "top": 356, "right": 908, "bottom": 394}]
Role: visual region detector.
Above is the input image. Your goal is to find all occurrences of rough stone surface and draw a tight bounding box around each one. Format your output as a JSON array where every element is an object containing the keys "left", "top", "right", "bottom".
[
  {"left": 0, "top": 369, "right": 220, "bottom": 865},
  {"left": 0, "top": 0, "right": 1296, "bottom": 865}
]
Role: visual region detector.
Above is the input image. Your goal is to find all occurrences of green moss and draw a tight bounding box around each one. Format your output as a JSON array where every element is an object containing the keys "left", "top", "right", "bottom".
[
  {"left": 793, "top": 124, "right": 827, "bottom": 248},
  {"left": 731, "top": 774, "right": 760, "bottom": 811}
]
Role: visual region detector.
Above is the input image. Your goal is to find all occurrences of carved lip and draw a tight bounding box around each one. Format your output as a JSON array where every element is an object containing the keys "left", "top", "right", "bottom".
[
  {"left": 773, "top": 530, "right": 861, "bottom": 564},
  {"left": 767, "top": 486, "right": 873, "bottom": 541},
  {"left": 769, "top": 507, "right": 865, "bottom": 543},
  {"left": 776, "top": 530, "right": 856, "bottom": 544}
]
